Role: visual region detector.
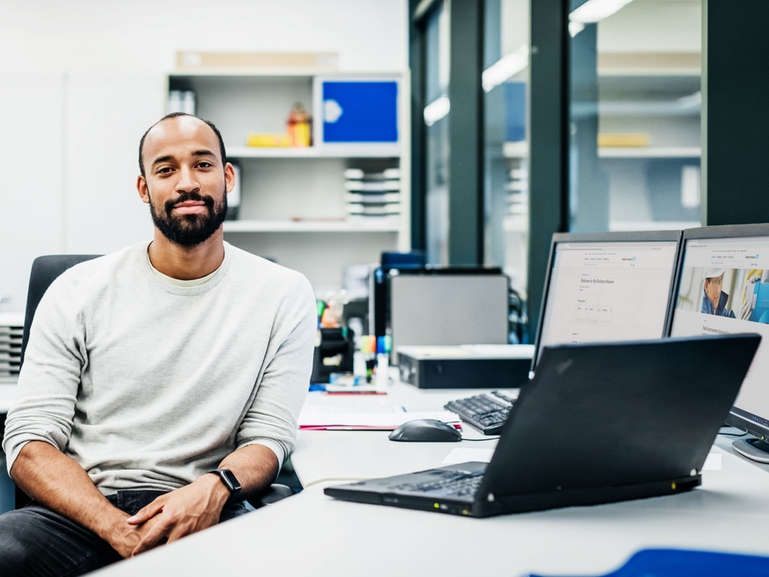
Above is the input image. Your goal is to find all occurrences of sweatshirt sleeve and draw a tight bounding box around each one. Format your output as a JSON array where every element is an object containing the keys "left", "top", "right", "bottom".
[
  {"left": 236, "top": 273, "right": 316, "bottom": 466},
  {"left": 3, "top": 276, "right": 86, "bottom": 474}
]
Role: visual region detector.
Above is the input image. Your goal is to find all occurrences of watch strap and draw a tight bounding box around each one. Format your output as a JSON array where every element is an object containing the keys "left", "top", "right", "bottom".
[{"left": 208, "top": 468, "right": 242, "bottom": 501}]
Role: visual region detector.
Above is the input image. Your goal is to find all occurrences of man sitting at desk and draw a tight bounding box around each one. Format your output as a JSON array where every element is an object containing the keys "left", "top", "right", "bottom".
[{"left": 0, "top": 113, "right": 317, "bottom": 575}]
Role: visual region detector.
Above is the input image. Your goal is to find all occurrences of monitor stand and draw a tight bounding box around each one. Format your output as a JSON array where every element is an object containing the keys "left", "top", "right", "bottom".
[{"left": 732, "top": 438, "right": 769, "bottom": 464}]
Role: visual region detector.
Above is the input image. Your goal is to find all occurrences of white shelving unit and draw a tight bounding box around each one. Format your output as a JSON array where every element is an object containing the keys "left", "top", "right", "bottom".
[
  {"left": 227, "top": 145, "right": 402, "bottom": 159},
  {"left": 598, "top": 146, "right": 701, "bottom": 158},
  {"left": 503, "top": 143, "right": 701, "bottom": 159},
  {"left": 167, "top": 69, "right": 409, "bottom": 294},
  {"left": 223, "top": 220, "right": 401, "bottom": 233}
]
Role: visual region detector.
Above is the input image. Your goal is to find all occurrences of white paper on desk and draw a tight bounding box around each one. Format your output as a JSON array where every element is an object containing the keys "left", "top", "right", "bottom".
[
  {"left": 441, "top": 448, "right": 495, "bottom": 465},
  {"left": 298, "top": 410, "right": 460, "bottom": 430}
]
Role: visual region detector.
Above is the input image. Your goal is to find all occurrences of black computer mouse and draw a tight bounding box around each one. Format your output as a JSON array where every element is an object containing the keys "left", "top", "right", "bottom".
[{"left": 388, "top": 418, "right": 462, "bottom": 442}]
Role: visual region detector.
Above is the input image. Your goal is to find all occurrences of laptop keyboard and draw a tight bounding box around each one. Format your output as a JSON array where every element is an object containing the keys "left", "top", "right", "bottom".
[
  {"left": 388, "top": 471, "right": 484, "bottom": 497},
  {"left": 444, "top": 390, "right": 516, "bottom": 435}
]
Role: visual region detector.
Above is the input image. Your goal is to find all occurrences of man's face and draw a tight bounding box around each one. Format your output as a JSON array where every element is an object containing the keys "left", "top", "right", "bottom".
[
  {"left": 137, "top": 116, "right": 234, "bottom": 246},
  {"left": 704, "top": 274, "right": 724, "bottom": 307}
]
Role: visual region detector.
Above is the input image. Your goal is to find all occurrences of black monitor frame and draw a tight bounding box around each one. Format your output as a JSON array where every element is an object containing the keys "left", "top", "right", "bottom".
[
  {"left": 673, "top": 223, "right": 769, "bottom": 445},
  {"left": 531, "top": 230, "right": 684, "bottom": 371}
]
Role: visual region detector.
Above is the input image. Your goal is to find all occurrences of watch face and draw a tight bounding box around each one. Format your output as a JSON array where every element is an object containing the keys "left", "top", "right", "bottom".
[{"left": 221, "top": 469, "right": 242, "bottom": 492}]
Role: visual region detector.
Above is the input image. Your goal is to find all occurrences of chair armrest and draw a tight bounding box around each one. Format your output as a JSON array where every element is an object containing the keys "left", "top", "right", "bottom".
[{"left": 246, "top": 483, "right": 294, "bottom": 509}]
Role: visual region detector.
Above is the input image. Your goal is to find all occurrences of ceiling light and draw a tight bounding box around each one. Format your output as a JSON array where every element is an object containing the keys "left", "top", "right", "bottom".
[
  {"left": 482, "top": 46, "right": 529, "bottom": 93},
  {"left": 570, "top": 0, "right": 634, "bottom": 24},
  {"left": 423, "top": 95, "right": 450, "bottom": 126},
  {"left": 569, "top": 22, "right": 586, "bottom": 37},
  {"left": 569, "top": 0, "right": 635, "bottom": 36}
]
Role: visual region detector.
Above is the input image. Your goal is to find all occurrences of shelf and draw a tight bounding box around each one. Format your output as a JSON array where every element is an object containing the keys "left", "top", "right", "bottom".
[
  {"left": 599, "top": 147, "right": 701, "bottom": 158},
  {"left": 168, "top": 70, "right": 407, "bottom": 289},
  {"left": 223, "top": 220, "right": 401, "bottom": 233},
  {"left": 503, "top": 217, "right": 529, "bottom": 233},
  {"left": 227, "top": 145, "right": 401, "bottom": 159},
  {"left": 170, "top": 68, "right": 406, "bottom": 79},
  {"left": 503, "top": 142, "right": 529, "bottom": 159},
  {"left": 608, "top": 220, "right": 701, "bottom": 232}
]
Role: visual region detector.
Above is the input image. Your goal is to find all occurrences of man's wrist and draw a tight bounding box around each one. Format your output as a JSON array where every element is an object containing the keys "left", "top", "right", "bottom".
[
  {"left": 204, "top": 469, "right": 242, "bottom": 503},
  {"left": 98, "top": 505, "right": 138, "bottom": 547}
]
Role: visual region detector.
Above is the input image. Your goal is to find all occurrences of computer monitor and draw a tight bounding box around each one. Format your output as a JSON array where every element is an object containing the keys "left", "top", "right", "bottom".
[
  {"left": 668, "top": 224, "right": 769, "bottom": 462},
  {"left": 388, "top": 268, "right": 509, "bottom": 357},
  {"left": 367, "top": 251, "right": 426, "bottom": 338},
  {"left": 532, "top": 231, "right": 682, "bottom": 369}
]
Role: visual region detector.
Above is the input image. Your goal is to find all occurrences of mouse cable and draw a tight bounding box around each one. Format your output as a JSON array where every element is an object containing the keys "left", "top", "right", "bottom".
[
  {"left": 718, "top": 425, "right": 747, "bottom": 438},
  {"left": 461, "top": 436, "right": 500, "bottom": 441}
]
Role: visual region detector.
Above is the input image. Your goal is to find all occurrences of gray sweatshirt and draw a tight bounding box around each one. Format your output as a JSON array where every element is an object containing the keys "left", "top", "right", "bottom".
[{"left": 3, "top": 241, "right": 316, "bottom": 494}]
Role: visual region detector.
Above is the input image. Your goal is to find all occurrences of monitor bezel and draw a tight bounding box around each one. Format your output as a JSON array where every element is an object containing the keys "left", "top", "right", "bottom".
[
  {"left": 531, "top": 229, "right": 684, "bottom": 371},
  {"left": 674, "top": 223, "right": 769, "bottom": 439}
]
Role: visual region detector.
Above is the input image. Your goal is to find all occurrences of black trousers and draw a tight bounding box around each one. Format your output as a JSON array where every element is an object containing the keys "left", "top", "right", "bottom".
[{"left": 0, "top": 490, "right": 249, "bottom": 577}]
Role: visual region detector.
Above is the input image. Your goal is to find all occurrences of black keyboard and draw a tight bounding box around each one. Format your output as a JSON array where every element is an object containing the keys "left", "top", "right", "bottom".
[
  {"left": 444, "top": 390, "right": 516, "bottom": 435},
  {"left": 388, "top": 470, "right": 484, "bottom": 497}
]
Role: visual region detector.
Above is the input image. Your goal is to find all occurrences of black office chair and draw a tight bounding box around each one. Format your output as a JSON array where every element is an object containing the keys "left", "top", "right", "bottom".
[{"left": 15, "top": 255, "right": 293, "bottom": 509}]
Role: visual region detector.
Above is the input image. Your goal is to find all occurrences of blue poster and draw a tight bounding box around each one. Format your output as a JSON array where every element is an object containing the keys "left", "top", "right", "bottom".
[{"left": 322, "top": 81, "right": 399, "bottom": 143}]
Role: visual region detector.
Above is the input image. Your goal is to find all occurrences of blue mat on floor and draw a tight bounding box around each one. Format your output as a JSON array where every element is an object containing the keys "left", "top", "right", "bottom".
[{"left": 527, "top": 549, "right": 769, "bottom": 577}]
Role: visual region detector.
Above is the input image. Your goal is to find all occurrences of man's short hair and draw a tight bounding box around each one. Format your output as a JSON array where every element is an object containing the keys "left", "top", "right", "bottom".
[{"left": 138, "top": 112, "right": 227, "bottom": 177}]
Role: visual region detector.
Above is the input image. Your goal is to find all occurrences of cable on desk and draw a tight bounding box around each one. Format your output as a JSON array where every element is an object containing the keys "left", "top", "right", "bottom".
[
  {"left": 718, "top": 425, "right": 747, "bottom": 438},
  {"left": 461, "top": 436, "right": 500, "bottom": 441},
  {"left": 303, "top": 476, "right": 382, "bottom": 489}
]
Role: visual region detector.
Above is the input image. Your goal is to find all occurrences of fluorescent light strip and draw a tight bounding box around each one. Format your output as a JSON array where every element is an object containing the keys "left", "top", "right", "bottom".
[
  {"left": 423, "top": 95, "right": 450, "bottom": 126},
  {"left": 569, "top": 0, "right": 634, "bottom": 36},
  {"left": 482, "top": 46, "right": 529, "bottom": 93},
  {"left": 570, "top": 0, "right": 634, "bottom": 23},
  {"left": 569, "top": 21, "right": 586, "bottom": 37}
]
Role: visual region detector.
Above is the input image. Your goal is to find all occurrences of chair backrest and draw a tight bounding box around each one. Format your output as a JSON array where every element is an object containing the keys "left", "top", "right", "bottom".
[{"left": 20, "top": 255, "right": 101, "bottom": 368}]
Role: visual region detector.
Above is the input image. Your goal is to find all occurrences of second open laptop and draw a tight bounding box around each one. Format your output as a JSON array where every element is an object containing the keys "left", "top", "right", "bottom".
[
  {"left": 326, "top": 334, "right": 760, "bottom": 517},
  {"left": 446, "top": 230, "right": 683, "bottom": 434}
]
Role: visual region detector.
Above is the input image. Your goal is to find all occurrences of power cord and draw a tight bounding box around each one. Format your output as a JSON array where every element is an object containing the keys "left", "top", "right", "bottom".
[{"left": 718, "top": 426, "right": 747, "bottom": 438}]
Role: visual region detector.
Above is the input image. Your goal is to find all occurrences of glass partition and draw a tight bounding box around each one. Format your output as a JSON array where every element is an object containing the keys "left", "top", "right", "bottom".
[
  {"left": 568, "top": 0, "right": 702, "bottom": 233},
  {"left": 424, "top": 0, "right": 451, "bottom": 265},
  {"left": 483, "top": 0, "right": 530, "bottom": 304}
]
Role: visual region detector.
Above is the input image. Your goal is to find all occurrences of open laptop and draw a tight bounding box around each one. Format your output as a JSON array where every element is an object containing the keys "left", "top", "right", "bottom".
[
  {"left": 531, "top": 230, "right": 683, "bottom": 370},
  {"left": 325, "top": 334, "right": 760, "bottom": 517},
  {"left": 442, "top": 231, "right": 683, "bottom": 434}
]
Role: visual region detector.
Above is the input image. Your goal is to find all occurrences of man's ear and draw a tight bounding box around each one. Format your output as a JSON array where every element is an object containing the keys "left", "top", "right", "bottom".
[
  {"left": 224, "top": 162, "right": 236, "bottom": 193},
  {"left": 137, "top": 175, "right": 150, "bottom": 204}
]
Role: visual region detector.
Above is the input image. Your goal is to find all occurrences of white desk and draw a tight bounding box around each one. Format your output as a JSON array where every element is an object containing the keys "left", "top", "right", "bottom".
[
  {"left": 291, "top": 383, "right": 501, "bottom": 488},
  {"left": 93, "top": 448, "right": 769, "bottom": 577},
  {"left": 90, "top": 381, "right": 769, "bottom": 577}
]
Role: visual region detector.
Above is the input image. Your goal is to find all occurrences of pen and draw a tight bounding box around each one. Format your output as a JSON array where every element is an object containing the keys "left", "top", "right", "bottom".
[
  {"left": 324, "top": 391, "right": 387, "bottom": 395},
  {"left": 299, "top": 426, "right": 395, "bottom": 431}
]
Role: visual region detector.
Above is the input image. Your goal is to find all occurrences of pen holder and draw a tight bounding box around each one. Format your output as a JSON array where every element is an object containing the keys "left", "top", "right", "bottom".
[{"left": 310, "top": 327, "right": 355, "bottom": 384}]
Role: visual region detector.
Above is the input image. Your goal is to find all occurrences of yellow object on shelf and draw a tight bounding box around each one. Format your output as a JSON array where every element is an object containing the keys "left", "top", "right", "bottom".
[
  {"left": 597, "top": 133, "right": 651, "bottom": 148},
  {"left": 247, "top": 134, "right": 292, "bottom": 148},
  {"left": 288, "top": 102, "right": 312, "bottom": 147}
]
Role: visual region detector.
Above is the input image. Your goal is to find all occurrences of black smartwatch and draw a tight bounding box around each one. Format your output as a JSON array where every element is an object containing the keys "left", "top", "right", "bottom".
[{"left": 208, "top": 468, "right": 242, "bottom": 501}]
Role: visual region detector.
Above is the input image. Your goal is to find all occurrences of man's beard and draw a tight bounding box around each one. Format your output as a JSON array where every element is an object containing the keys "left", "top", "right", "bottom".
[{"left": 148, "top": 189, "right": 227, "bottom": 246}]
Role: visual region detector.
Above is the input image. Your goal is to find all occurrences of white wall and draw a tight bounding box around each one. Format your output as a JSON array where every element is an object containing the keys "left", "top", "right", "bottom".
[
  {"left": 0, "top": 0, "right": 408, "bottom": 313},
  {"left": 599, "top": 0, "right": 701, "bottom": 53},
  {"left": 0, "top": 0, "right": 408, "bottom": 73}
]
